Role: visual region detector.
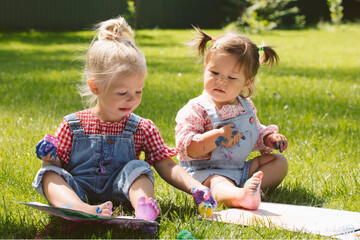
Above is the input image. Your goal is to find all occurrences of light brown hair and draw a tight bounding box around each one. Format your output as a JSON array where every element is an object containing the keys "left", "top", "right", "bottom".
[{"left": 189, "top": 26, "right": 279, "bottom": 98}]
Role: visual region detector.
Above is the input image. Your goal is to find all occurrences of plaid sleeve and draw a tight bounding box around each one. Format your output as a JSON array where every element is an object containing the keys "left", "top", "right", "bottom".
[
  {"left": 54, "top": 119, "right": 73, "bottom": 165},
  {"left": 140, "top": 119, "right": 177, "bottom": 166}
]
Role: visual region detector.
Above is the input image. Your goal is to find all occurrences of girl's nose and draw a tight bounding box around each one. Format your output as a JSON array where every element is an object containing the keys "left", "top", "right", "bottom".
[
  {"left": 126, "top": 93, "right": 135, "bottom": 102},
  {"left": 216, "top": 75, "right": 226, "bottom": 84}
]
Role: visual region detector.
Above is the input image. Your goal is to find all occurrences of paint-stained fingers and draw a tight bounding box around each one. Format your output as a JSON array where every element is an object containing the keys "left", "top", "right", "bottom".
[
  {"left": 236, "top": 131, "right": 246, "bottom": 140},
  {"left": 41, "top": 151, "right": 57, "bottom": 162},
  {"left": 268, "top": 134, "right": 287, "bottom": 153}
]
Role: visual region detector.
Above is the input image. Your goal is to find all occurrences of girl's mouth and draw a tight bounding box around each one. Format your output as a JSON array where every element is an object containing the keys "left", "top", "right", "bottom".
[
  {"left": 214, "top": 88, "right": 225, "bottom": 93},
  {"left": 119, "top": 108, "right": 132, "bottom": 112}
]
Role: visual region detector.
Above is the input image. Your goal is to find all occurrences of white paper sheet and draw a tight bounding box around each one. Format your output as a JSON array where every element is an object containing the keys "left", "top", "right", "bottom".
[{"left": 209, "top": 202, "right": 360, "bottom": 239}]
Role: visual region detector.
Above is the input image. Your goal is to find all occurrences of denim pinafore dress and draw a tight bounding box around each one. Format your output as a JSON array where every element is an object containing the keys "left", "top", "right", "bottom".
[
  {"left": 32, "top": 113, "right": 154, "bottom": 204},
  {"left": 180, "top": 93, "right": 259, "bottom": 186}
]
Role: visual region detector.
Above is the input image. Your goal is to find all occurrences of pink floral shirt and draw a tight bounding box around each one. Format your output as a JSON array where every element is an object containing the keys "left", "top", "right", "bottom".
[{"left": 175, "top": 96, "right": 278, "bottom": 161}]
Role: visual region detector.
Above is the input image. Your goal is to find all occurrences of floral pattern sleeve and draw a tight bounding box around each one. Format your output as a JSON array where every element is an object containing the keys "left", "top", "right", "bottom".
[
  {"left": 175, "top": 100, "right": 211, "bottom": 161},
  {"left": 247, "top": 99, "right": 279, "bottom": 154}
]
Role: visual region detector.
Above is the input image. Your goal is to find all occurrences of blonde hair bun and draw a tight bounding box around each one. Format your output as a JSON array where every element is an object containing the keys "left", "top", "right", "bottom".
[{"left": 96, "top": 16, "right": 135, "bottom": 43}]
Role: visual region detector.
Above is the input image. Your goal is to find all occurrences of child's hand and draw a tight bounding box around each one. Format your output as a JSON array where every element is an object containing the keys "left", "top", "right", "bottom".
[
  {"left": 191, "top": 186, "right": 217, "bottom": 218},
  {"left": 35, "top": 134, "right": 59, "bottom": 161},
  {"left": 217, "top": 123, "right": 246, "bottom": 148},
  {"left": 266, "top": 133, "right": 288, "bottom": 153}
]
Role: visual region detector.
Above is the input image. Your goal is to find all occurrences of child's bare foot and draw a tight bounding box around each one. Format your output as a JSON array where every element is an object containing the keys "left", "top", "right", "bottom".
[
  {"left": 135, "top": 197, "right": 159, "bottom": 221},
  {"left": 87, "top": 201, "right": 113, "bottom": 217},
  {"left": 241, "top": 171, "right": 263, "bottom": 210}
]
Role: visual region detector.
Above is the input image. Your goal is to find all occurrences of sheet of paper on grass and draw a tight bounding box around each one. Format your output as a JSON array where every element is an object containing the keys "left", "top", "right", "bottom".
[
  {"left": 18, "top": 202, "right": 158, "bottom": 228},
  {"left": 208, "top": 202, "right": 360, "bottom": 239}
]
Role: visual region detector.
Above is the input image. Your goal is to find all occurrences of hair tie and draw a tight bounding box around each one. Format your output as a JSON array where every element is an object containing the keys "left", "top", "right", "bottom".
[
  {"left": 211, "top": 38, "right": 216, "bottom": 42},
  {"left": 258, "top": 46, "right": 264, "bottom": 52}
]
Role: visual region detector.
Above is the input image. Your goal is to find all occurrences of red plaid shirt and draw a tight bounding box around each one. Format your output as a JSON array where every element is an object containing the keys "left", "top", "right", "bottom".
[{"left": 55, "top": 109, "right": 177, "bottom": 166}]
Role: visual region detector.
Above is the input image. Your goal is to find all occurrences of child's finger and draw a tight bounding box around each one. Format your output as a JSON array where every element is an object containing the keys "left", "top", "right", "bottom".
[
  {"left": 48, "top": 148, "right": 58, "bottom": 160},
  {"left": 37, "top": 142, "right": 46, "bottom": 159}
]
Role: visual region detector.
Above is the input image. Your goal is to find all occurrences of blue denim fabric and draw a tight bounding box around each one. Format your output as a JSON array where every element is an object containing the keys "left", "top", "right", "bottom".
[
  {"left": 180, "top": 92, "right": 259, "bottom": 186},
  {"left": 32, "top": 113, "right": 155, "bottom": 204}
]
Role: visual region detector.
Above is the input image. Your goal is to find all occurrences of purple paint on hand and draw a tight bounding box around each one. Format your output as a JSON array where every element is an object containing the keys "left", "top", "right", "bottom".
[
  {"left": 191, "top": 186, "right": 217, "bottom": 209},
  {"left": 269, "top": 139, "right": 285, "bottom": 153},
  {"left": 35, "top": 134, "right": 59, "bottom": 160},
  {"left": 135, "top": 197, "right": 159, "bottom": 221}
]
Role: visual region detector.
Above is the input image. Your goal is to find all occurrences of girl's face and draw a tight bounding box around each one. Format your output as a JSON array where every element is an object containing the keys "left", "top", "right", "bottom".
[
  {"left": 93, "top": 72, "right": 146, "bottom": 122},
  {"left": 204, "top": 52, "right": 251, "bottom": 109}
]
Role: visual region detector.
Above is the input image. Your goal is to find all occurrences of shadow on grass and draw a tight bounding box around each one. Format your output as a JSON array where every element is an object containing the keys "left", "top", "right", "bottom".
[
  {"left": 33, "top": 216, "right": 158, "bottom": 239},
  {"left": 265, "top": 184, "right": 327, "bottom": 207},
  {"left": 158, "top": 198, "right": 198, "bottom": 221},
  {"left": 0, "top": 31, "right": 92, "bottom": 45}
]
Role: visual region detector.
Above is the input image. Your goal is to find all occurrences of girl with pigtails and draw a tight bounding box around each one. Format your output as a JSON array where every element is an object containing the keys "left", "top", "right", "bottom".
[
  {"left": 32, "top": 17, "right": 216, "bottom": 221},
  {"left": 175, "top": 27, "right": 288, "bottom": 210}
]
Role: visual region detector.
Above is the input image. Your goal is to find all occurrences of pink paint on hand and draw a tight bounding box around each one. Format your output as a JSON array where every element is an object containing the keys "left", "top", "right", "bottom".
[
  {"left": 35, "top": 134, "right": 59, "bottom": 160},
  {"left": 44, "top": 134, "right": 59, "bottom": 148},
  {"left": 135, "top": 197, "right": 159, "bottom": 221}
]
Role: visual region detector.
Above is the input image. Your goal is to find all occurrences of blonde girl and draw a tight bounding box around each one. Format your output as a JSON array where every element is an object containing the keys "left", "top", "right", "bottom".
[
  {"left": 33, "top": 17, "right": 215, "bottom": 220},
  {"left": 175, "top": 27, "right": 288, "bottom": 210}
]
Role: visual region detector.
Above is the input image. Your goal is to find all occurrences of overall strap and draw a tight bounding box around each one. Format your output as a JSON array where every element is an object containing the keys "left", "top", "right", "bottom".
[
  {"left": 64, "top": 113, "right": 85, "bottom": 137},
  {"left": 238, "top": 97, "right": 253, "bottom": 114},
  {"left": 123, "top": 113, "right": 141, "bottom": 136},
  {"left": 198, "top": 91, "right": 222, "bottom": 125}
]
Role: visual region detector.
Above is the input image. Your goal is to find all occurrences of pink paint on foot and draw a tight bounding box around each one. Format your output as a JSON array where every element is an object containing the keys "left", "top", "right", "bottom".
[{"left": 135, "top": 197, "right": 159, "bottom": 221}]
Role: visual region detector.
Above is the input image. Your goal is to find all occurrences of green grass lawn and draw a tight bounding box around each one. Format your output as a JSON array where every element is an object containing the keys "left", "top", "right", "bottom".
[{"left": 0, "top": 24, "right": 359, "bottom": 239}]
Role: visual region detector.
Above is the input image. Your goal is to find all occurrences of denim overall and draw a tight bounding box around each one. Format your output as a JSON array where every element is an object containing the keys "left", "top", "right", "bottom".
[
  {"left": 32, "top": 113, "right": 154, "bottom": 204},
  {"left": 180, "top": 93, "right": 259, "bottom": 186}
]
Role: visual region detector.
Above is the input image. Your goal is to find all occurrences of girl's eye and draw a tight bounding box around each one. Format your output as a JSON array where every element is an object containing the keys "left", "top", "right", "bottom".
[
  {"left": 211, "top": 71, "right": 219, "bottom": 75},
  {"left": 118, "top": 92, "right": 127, "bottom": 96},
  {"left": 228, "top": 76, "right": 237, "bottom": 80},
  {"left": 135, "top": 90, "right": 142, "bottom": 94}
]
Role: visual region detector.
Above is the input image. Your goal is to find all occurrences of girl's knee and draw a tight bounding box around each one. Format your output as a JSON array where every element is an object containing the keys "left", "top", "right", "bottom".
[{"left": 274, "top": 153, "right": 288, "bottom": 175}]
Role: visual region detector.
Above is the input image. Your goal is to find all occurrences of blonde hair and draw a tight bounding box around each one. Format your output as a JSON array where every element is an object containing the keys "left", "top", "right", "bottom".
[
  {"left": 79, "top": 16, "right": 147, "bottom": 107},
  {"left": 189, "top": 26, "right": 279, "bottom": 98}
]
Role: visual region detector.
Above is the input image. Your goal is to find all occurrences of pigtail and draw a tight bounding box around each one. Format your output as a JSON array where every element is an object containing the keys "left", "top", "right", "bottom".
[
  {"left": 259, "top": 45, "right": 279, "bottom": 68},
  {"left": 95, "top": 16, "right": 135, "bottom": 44},
  {"left": 189, "top": 26, "right": 213, "bottom": 57}
]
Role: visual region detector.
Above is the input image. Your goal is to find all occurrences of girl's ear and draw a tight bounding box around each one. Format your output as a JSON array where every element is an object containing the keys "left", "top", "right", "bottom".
[
  {"left": 88, "top": 78, "right": 99, "bottom": 95},
  {"left": 245, "top": 77, "right": 255, "bottom": 87}
]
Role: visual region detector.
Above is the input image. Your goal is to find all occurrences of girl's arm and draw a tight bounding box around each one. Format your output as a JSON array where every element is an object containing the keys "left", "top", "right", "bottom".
[
  {"left": 153, "top": 157, "right": 203, "bottom": 194},
  {"left": 187, "top": 123, "right": 244, "bottom": 158}
]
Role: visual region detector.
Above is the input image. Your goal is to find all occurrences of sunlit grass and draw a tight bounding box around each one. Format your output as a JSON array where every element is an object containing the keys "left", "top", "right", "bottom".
[{"left": 0, "top": 24, "right": 359, "bottom": 238}]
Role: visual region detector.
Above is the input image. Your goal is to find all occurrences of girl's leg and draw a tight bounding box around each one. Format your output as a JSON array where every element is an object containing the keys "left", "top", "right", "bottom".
[
  {"left": 128, "top": 174, "right": 154, "bottom": 209},
  {"left": 129, "top": 174, "right": 159, "bottom": 221},
  {"left": 203, "top": 172, "right": 263, "bottom": 210},
  {"left": 42, "top": 171, "right": 113, "bottom": 216},
  {"left": 248, "top": 153, "right": 288, "bottom": 190}
]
